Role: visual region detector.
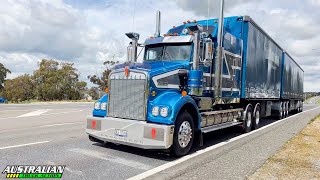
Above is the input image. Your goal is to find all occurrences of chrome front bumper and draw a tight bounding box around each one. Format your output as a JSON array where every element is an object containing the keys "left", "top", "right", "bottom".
[{"left": 86, "top": 116, "right": 174, "bottom": 149}]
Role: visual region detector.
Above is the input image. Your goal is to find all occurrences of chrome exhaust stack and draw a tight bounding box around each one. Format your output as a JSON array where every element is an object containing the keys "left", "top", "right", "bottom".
[
  {"left": 214, "top": 0, "right": 225, "bottom": 104},
  {"left": 125, "top": 32, "right": 140, "bottom": 62},
  {"left": 154, "top": 10, "right": 161, "bottom": 37}
]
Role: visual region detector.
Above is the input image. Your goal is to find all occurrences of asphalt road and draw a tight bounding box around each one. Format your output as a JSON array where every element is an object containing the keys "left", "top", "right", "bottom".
[{"left": 0, "top": 103, "right": 319, "bottom": 180}]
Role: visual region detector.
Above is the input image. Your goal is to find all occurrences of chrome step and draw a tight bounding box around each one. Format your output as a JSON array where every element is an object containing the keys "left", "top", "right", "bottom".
[
  {"left": 200, "top": 108, "right": 243, "bottom": 128},
  {"left": 201, "top": 108, "right": 243, "bottom": 116},
  {"left": 201, "top": 122, "right": 242, "bottom": 133}
]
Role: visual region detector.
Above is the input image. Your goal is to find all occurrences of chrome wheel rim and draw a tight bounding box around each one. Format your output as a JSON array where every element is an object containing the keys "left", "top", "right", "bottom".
[
  {"left": 247, "top": 112, "right": 252, "bottom": 128},
  {"left": 255, "top": 111, "right": 260, "bottom": 125},
  {"left": 178, "top": 121, "right": 192, "bottom": 148}
]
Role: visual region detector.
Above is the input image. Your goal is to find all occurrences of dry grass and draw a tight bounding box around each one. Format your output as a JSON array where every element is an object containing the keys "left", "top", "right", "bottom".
[{"left": 248, "top": 116, "right": 320, "bottom": 180}]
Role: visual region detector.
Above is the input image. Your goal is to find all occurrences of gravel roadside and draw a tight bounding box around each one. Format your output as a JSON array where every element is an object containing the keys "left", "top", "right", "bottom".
[{"left": 248, "top": 116, "right": 320, "bottom": 180}]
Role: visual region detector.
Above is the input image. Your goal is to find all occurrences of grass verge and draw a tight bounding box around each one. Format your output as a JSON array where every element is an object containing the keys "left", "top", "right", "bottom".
[{"left": 248, "top": 115, "right": 320, "bottom": 180}]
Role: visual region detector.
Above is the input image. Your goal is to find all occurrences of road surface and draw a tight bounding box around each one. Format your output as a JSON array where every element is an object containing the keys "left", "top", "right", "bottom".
[{"left": 0, "top": 103, "right": 319, "bottom": 180}]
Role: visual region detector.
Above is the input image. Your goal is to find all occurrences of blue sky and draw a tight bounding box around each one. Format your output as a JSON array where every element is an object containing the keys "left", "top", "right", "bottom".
[{"left": 0, "top": 0, "right": 319, "bottom": 91}]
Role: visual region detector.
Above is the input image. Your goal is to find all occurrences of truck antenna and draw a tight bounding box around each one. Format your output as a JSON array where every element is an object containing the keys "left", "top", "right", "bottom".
[
  {"left": 207, "top": 0, "right": 209, "bottom": 30},
  {"left": 132, "top": 0, "right": 137, "bottom": 31}
]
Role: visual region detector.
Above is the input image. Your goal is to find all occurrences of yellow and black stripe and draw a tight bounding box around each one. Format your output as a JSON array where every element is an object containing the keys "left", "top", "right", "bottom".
[{"left": 6, "top": 174, "right": 20, "bottom": 178}]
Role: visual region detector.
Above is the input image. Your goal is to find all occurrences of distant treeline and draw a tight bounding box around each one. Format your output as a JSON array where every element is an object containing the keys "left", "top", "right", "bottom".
[
  {"left": 0, "top": 59, "right": 118, "bottom": 102},
  {"left": 304, "top": 92, "right": 320, "bottom": 100}
]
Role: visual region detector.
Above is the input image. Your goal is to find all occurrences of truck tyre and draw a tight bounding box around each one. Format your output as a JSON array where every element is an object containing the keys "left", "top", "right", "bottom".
[
  {"left": 252, "top": 104, "right": 261, "bottom": 130},
  {"left": 277, "top": 102, "right": 283, "bottom": 120},
  {"left": 243, "top": 105, "right": 253, "bottom": 133},
  {"left": 171, "top": 111, "right": 194, "bottom": 157},
  {"left": 284, "top": 102, "right": 288, "bottom": 118}
]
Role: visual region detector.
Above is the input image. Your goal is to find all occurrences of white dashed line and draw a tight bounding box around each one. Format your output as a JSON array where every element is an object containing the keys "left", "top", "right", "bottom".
[
  {"left": 17, "top": 109, "right": 50, "bottom": 117},
  {"left": 0, "top": 141, "right": 49, "bottom": 150}
]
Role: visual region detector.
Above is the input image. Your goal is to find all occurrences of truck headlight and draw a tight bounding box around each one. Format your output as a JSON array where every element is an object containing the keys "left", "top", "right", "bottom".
[
  {"left": 160, "top": 107, "right": 169, "bottom": 117},
  {"left": 152, "top": 106, "right": 159, "bottom": 116},
  {"left": 94, "top": 102, "right": 101, "bottom": 110},
  {"left": 101, "top": 102, "right": 107, "bottom": 110}
]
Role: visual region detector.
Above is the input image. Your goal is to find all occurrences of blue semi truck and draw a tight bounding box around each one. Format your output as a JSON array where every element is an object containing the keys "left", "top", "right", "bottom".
[{"left": 86, "top": 9, "right": 304, "bottom": 156}]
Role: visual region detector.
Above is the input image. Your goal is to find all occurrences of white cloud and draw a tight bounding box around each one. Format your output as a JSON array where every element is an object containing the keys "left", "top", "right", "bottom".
[{"left": 0, "top": 0, "right": 319, "bottom": 92}]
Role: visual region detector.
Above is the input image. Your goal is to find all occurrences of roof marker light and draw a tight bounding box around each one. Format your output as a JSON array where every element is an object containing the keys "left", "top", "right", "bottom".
[
  {"left": 193, "top": 20, "right": 197, "bottom": 23},
  {"left": 183, "top": 21, "right": 186, "bottom": 24},
  {"left": 187, "top": 20, "right": 191, "bottom": 23}
]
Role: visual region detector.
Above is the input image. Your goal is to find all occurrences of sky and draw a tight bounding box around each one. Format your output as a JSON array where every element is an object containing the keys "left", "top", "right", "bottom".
[{"left": 0, "top": 0, "right": 319, "bottom": 92}]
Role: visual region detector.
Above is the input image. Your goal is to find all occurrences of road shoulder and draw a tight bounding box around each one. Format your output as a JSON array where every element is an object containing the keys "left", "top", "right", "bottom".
[
  {"left": 248, "top": 116, "right": 320, "bottom": 180},
  {"left": 139, "top": 106, "right": 320, "bottom": 180}
]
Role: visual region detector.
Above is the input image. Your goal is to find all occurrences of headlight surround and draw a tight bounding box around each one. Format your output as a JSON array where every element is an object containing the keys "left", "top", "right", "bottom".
[
  {"left": 152, "top": 106, "right": 159, "bottom": 116},
  {"left": 160, "top": 107, "right": 169, "bottom": 117},
  {"left": 101, "top": 102, "right": 107, "bottom": 111},
  {"left": 94, "top": 102, "right": 101, "bottom": 110}
]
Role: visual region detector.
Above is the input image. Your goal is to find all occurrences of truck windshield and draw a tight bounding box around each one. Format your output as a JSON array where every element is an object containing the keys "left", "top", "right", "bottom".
[{"left": 144, "top": 44, "right": 191, "bottom": 61}]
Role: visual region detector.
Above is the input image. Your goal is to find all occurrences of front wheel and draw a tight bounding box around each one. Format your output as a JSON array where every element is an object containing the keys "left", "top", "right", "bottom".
[{"left": 171, "top": 112, "right": 194, "bottom": 157}]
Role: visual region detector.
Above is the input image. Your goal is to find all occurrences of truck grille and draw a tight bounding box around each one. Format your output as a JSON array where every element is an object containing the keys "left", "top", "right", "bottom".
[{"left": 108, "top": 71, "right": 147, "bottom": 120}]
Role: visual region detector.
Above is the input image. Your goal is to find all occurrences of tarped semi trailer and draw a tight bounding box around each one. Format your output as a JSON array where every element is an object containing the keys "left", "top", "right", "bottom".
[{"left": 86, "top": 13, "right": 304, "bottom": 156}]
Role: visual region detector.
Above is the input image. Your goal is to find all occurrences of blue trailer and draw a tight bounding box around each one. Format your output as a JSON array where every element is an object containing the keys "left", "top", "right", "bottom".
[{"left": 86, "top": 11, "right": 304, "bottom": 156}]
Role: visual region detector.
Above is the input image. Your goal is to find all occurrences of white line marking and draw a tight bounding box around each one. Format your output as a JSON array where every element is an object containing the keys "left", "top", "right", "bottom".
[
  {"left": 127, "top": 106, "right": 320, "bottom": 180},
  {"left": 0, "top": 122, "right": 84, "bottom": 133},
  {"left": 0, "top": 141, "right": 49, "bottom": 150},
  {"left": 69, "top": 148, "right": 152, "bottom": 170},
  {"left": 17, "top": 109, "right": 50, "bottom": 117},
  {"left": 0, "top": 110, "right": 84, "bottom": 120}
]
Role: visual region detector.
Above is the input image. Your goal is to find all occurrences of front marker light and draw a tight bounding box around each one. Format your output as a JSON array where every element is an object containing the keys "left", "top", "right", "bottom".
[
  {"left": 152, "top": 106, "right": 159, "bottom": 116},
  {"left": 160, "top": 107, "right": 169, "bottom": 117},
  {"left": 94, "top": 102, "right": 101, "bottom": 110},
  {"left": 101, "top": 102, "right": 107, "bottom": 110}
]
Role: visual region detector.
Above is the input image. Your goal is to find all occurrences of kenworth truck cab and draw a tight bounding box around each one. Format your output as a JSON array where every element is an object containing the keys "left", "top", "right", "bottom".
[{"left": 86, "top": 8, "right": 303, "bottom": 156}]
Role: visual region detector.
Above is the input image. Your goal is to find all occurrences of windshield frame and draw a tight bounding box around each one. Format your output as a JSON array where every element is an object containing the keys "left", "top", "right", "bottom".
[{"left": 143, "top": 43, "right": 192, "bottom": 62}]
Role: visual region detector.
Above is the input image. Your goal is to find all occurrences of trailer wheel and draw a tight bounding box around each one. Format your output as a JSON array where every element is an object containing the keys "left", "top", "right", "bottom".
[
  {"left": 252, "top": 104, "right": 261, "bottom": 130},
  {"left": 243, "top": 105, "right": 253, "bottom": 133},
  {"left": 300, "top": 102, "right": 303, "bottom": 112},
  {"left": 277, "top": 102, "right": 284, "bottom": 120},
  {"left": 284, "top": 102, "right": 289, "bottom": 118},
  {"left": 171, "top": 111, "right": 194, "bottom": 157}
]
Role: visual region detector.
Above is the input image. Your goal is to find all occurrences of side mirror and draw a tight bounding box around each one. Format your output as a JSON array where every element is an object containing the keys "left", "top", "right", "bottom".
[{"left": 178, "top": 70, "right": 188, "bottom": 91}]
